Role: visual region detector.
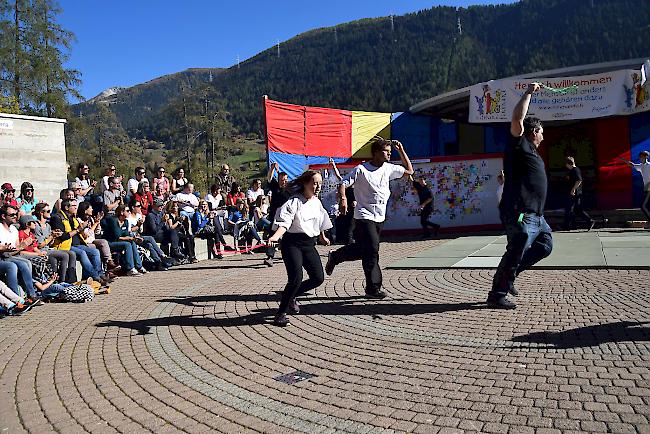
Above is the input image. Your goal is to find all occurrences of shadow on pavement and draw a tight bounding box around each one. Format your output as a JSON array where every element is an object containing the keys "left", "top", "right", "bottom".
[
  {"left": 511, "top": 321, "right": 650, "bottom": 348},
  {"left": 96, "top": 299, "right": 488, "bottom": 335}
]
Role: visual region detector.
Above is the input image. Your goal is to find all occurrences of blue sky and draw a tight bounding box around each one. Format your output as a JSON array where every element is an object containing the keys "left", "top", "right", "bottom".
[{"left": 59, "top": 0, "right": 518, "bottom": 100}]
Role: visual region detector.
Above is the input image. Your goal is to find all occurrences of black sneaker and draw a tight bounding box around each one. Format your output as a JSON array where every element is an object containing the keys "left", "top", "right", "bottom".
[
  {"left": 263, "top": 258, "right": 273, "bottom": 267},
  {"left": 508, "top": 286, "right": 519, "bottom": 296},
  {"left": 288, "top": 298, "right": 300, "bottom": 314},
  {"left": 325, "top": 252, "right": 335, "bottom": 276},
  {"left": 486, "top": 295, "right": 516, "bottom": 309},
  {"left": 273, "top": 313, "right": 289, "bottom": 327},
  {"left": 365, "top": 290, "right": 387, "bottom": 299}
]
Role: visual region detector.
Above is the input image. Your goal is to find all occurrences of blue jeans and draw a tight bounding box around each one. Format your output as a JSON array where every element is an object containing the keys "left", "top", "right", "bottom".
[
  {"left": 1, "top": 259, "right": 36, "bottom": 297},
  {"left": 491, "top": 212, "right": 553, "bottom": 297},
  {"left": 70, "top": 245, "right": 103, "bottom": 279},
  {"left": 139, "top": 235, "right": 163, "bottom": 262},
  {"left": 109, "top": 241, "right": 142, "bottom": 270}
]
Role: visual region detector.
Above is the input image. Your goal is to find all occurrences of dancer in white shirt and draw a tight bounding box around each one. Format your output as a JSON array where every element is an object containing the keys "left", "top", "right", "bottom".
[
  {"left": 325, "top": 139, "right": 414, "bottom": 298},
  {"left": 268, "top": 170, "right": 332, "bottom": 327}
]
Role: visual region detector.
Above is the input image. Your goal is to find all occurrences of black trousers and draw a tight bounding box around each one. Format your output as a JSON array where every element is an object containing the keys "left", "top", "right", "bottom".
[
  {"left": 420, "top": 205, "right": 438, "bottom": 232},
  {"left": 563, "top": 194, "right": 592, "bottom": 230},
  {"left": 278, "top": 233, "right": 325, "bottom": 314},
  {"left": 330, "top": 219, "right": 383, "bottom": 293},
  {"left": 152, "top": 228, "right": 180, "bottom": 251}
]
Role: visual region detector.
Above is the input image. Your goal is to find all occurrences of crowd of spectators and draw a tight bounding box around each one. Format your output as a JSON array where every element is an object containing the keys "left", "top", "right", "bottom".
[{"left": 0, "top": 162, "right": 285, "bottom": 318}]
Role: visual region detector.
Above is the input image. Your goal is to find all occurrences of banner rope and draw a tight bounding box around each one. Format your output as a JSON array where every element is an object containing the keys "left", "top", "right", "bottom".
[{"left": 538, "top": 83, "right": 578, "bottom": 94}]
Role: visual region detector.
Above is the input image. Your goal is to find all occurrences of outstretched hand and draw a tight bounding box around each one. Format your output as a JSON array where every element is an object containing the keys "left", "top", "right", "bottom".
[{"left": 527, "top": 82, "right": 541, "bottom": 94}]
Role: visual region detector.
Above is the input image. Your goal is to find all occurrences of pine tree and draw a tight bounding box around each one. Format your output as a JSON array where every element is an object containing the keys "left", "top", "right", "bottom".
[{"left": 0, "top": 0, "right": 80, "bottom": 115}]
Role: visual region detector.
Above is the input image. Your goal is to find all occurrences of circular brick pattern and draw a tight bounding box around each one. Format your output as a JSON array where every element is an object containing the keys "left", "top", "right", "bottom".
[{"left": 1, "top": 239, "right": 649, "bottom": 433}]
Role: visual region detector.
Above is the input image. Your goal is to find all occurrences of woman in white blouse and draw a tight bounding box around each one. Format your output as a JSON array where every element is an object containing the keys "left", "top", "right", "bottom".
[{"left": 268, "top": 170, "right": 332, "bottom": 327}]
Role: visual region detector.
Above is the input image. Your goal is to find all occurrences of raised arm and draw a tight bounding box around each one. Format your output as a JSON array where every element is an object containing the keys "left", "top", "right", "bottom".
[
  {"left": 329, "top": 158, "right": 343, "bottom": 181},
  {"left": 392, "top": 140, "right": 414, "bottom": 176},
  {"left": 267, "top": 162, "right": 279, "bottom": 182},
  {"left": 511, "top": 82, "right": 541, "bottom": 137}
]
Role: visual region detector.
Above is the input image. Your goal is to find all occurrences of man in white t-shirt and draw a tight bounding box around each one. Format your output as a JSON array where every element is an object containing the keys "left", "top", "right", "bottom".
[
  {"left": 325, "top": 139, "right": 413, "bottom": 298},
  {"left": 623, "top": 150, "right": 650, "bottom": 228},
  {"left": 127, "top": 167, "right": 149, "bottom": 198},
  {"left": 173, "top": 183, "right": 200, "bottom": 219}
]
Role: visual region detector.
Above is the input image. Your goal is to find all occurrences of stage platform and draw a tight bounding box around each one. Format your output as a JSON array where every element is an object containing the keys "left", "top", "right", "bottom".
[{"left": 387, "top": 229, "right": 650, "bottom": 270}]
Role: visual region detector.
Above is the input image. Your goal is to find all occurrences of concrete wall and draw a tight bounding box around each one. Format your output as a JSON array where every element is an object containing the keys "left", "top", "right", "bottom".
[{"left": 0, "top": 113, "right": 68, "bottom": 206}]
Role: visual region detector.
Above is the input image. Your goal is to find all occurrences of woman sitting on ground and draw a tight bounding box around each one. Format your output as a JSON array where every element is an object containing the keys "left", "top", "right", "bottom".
[
  {"left": 170, "top": 168, "right": 188, "bottom": 195},
  {"left": 226, "top": 183, "right": 246, "bottom": 209},
  {"left": 102, "top": 204, "right": 148, "bottom": 276}
]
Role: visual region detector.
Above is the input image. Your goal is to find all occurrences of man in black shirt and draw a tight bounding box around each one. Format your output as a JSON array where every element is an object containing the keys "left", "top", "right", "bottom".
[
  {"left": 489, "top": 82, "right": 553, "bottom": 309},
  {"left": 410, "top": 175, "right": 441, "bottom": 237},
  {"left": 563, "top": 156, "right": 594, "bottom": 231},
  {"left": 264, "top": 162, "right": 291, "bottom": 267}
]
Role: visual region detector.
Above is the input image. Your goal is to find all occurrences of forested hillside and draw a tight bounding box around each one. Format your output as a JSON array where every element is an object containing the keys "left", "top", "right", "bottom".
[{"left": 69, "top": 0, "right": 650, "bottom": 187}]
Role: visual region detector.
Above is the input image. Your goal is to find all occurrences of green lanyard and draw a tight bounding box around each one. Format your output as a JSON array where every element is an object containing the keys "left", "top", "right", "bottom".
[{"left": 539, "top": 83, "right": 578, "bottom": 94}]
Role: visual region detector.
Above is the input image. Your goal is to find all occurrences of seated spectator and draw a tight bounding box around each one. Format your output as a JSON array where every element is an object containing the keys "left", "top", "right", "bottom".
[
  {"left": 1, "top": 183, "right": 18, "bottom": 207},
  {"left": 226, "top": 183, "right": 245, "bottom": 208},
  {"left": 164, "top": 201, "right": 196, "bottom": 262},
  {"left": 173, "top": 183, "right": 199, "bottom": 220},
  {"left": 192, "top": 200, "right": 229, "bottom": 259},
  {"left": 100, "top": 164, "right": 117, "bottom": 193},
  {"left": 228, "top": 199, "right": 262, "bottom": 253},
  {"left": 33, "top": 202, "right": 77, "bottom": 283},
  {"left": 152, "top": 166, "right": 170, "bottom": 198},
  {"left": 74, "top": 162, "right": 97, "bottom": 199},
  {"left": 50, "top": 199, "right": 109, "bottom": 285},
  {"left": 143, "top": 198, "right": 182, "bottom": 261},
  {"left": 68, "top": 181, "right": 86, "bottom": 205},
  {"left": 205, "top": 184, "right": 224, "bottom": 210},
  {"left": 0, "top": 205, "right": 40, "bottom": 303},
  {"left": 134, "top": 180, "right": 153, "bottom": 216},
  {"left": 127, "top": 167, "right": 148, "bottom": 201},
  {"left": 17, "top": 182, "right": 38, "bottom": 216},
  {"left": 153, "top": 184, "right": 167, "bottom": 204},
  {"left": 171, "top": 168, "right": 187, "bottom": 195},
  {"left": 76, "top": 202, "right": 118, "bottom": 275},
  {"left": 0, "top": 280, "right": 29, "bottom": 315},
  {"left": 17, "top": 215, "right": 52, "bottom": 280},
  {"left": 215, "top": 164, "right": 235, "bottom": 192},
  {"left": 246, "top": 179, "right": 264, "bottom": 216},
  {"left": 103, "top": 204, "right": 147, "bottom": 276},
  {"left": 254, "top": 195, "right": 271, "bottom": 232},
  {"left": 54, "top": 188, "right": 75, "bottom": 212},
  {"left": 103, "top": 176, "right": 124, "bottom": 216},
  {"left": 127, "top": 199, "right": 168, "bottom": 270}
]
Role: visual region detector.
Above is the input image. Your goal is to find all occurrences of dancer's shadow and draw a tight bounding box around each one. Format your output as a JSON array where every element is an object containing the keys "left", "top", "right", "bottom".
[
  {"left": 512, "top": 321, "right": 650, "bottom": 349},
  {"left": 96, "top": 298, "right": 487, "bottom": 335},
  {"left": 156, "top": 294, "right": 366, "bottom": 307}
]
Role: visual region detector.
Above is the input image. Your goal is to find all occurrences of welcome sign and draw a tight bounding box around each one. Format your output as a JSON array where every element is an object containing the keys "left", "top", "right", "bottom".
[{"left": 469, "top": 68, "right": 650, "bottom": 123}]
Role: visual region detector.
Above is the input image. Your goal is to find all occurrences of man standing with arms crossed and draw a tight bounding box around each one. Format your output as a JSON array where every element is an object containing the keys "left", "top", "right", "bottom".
[
  {"left": 325, "top": 139, "right": 414, "bottom": 298},
  {"left": 489, "top": 82, "right": 553, "bottom": 309}
]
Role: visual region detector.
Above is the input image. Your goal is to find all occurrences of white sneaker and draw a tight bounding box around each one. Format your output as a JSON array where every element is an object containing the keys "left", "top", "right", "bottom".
[
  {"left": 127, "top": 268, "right": 141, "bottom": 276},
  {"left": 137, "top": 267, "right": 149, "bottom": 274}
]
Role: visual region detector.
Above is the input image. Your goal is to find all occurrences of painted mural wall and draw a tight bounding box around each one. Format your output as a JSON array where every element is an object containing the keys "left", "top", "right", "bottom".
[{"left": 312, "top": 155, "right": 503, "bottom": 232}]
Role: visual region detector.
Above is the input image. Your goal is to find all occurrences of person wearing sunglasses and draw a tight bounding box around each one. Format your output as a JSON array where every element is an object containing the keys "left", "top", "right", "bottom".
[
  {"left": 127, "top": 167, "right": 149, "bottom": 201},
  {"left": 17, "top": 182, "right": 39, "bottom": 217},
  {"left": 33, "top": 203, "right": 77, "bottom": 283},
  {"left": 0, "top": 205, "right": 41, "bottom": 304}
]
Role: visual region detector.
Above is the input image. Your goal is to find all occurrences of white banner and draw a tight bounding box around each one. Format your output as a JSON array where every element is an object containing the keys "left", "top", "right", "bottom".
[{"left": 469, "top": 68, "right": 650, "bottom": 123}]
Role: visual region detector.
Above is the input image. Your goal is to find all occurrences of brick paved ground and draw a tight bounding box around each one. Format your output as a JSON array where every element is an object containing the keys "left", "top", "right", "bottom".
[{"left": 1, "top": 238, "right": 649, "bottom": 433}]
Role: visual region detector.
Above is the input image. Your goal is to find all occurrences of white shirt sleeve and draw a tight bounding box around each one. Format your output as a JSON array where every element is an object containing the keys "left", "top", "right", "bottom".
[
  {"left": 389, "top": 164, "right": 406, "bottom": 181},
  {"left": 273, "top": 198, "right": 300, "bottom": 230},
  {"left": 341, "top": 166, "right": 360, "bottom": 188},
  {"left": 319, "top": 205, "right": 333, "bottom": 232}
]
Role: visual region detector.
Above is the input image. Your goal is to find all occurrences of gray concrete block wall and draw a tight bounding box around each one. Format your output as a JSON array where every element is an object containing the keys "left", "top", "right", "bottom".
[{"left": 0, "top": 113, "right": 68, "bottom": 206}]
